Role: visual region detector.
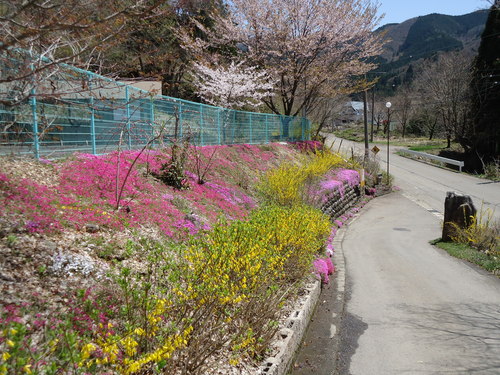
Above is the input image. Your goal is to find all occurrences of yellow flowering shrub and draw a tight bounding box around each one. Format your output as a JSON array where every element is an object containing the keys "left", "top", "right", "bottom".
[
  {"left": 259, "top": 150, "right": 346, "bottom": 206},
  {"left": 181, "top": 204, "right": 331, "bottom": 363},
  {"left": 75, "top": 294, "right": 193, "bottom": 375},
  {"left": 449, "top": 206, "right": 500, "bottom": 255},
  {"left": 1, "top": 146, "right": 339, "bottom": 374}
]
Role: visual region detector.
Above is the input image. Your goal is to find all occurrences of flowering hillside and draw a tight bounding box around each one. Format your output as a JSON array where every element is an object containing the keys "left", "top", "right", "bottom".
[{"left": 0, "top": 141, "right": 373, "bottom": 374}]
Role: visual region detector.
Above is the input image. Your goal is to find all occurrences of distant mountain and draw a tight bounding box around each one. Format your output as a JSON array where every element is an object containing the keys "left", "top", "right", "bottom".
[{"left": 373, "top": 10, "right": 488, "bottom": 94}]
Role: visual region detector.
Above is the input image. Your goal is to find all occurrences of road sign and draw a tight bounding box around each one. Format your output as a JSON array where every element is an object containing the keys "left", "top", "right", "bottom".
[{"left": 371, "top": 146, "right": 380, "bottom": 154}]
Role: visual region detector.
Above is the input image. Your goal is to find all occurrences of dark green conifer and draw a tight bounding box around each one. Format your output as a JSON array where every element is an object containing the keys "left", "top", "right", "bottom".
[{"left": 468, "top": 1, "right": 500, "bottom": 168}]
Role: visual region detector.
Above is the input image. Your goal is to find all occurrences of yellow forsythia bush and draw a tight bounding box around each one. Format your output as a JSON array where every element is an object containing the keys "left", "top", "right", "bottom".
[
  {"left": 181, "top": 204, "right": 331, "bottom": 361},
  {"left": 259, "top": 150, "right": 345, "bottom": 206},
  {"left": 185, "top": 205, "right": 330, "bottom": 302},
  {"left": 1, "top": 178, "right": 334, "bottom": 374}
]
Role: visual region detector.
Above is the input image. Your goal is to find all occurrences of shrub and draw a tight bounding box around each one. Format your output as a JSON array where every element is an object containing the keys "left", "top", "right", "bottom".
[
  {"left": 152, "top": 139, "right": 191, "bottom": 190},
  {"left": 258, "top": 150, "right": 346, "bottom": 206},
  {"left": 483, "top": 159, "right": 500, "bottom": 181},
  {"left": 0, "top": 204, "right": 331, "bottom": 374},
  {"left": 449, "top": 206, "right": 500, "bottom": 256},
  {"left": 181, "top": 204, "right": 331, "bottom": 366}
]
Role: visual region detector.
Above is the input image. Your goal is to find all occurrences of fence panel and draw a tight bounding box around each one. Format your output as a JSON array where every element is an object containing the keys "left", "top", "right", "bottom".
[{"left": 0, "top": 57, "right": 310, "bottom": 158}]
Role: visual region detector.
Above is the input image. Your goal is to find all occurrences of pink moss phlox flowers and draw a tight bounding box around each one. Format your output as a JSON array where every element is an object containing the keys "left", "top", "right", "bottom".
[
  {"left": 290, "top": 140, "right": 323, "bottom": 153},
  {"left": 324, "top": 257, "right": 335, "bottom": 274},
  {"left": 318, "top": 168, "right": 359, "bottom": 199},
  {"left": 1, "top": 142, "right": 346, "bottom": 238},
  {"left": 314, "top": 257, "right": 335, "bottom": 284},
  {"left": 313, "top": 258, "right": 329, "bottom": 284},
  {"left": 336, "top": 169, "right": 360, "bottom": 187},
  {"left": 320, "top": 179, "right": 343, "bottom": 191}
]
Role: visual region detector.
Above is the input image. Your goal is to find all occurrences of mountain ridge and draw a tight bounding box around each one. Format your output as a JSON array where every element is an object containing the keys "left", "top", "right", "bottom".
[{"left": 373, "top": 9, "right": 488, "bottom": 93}]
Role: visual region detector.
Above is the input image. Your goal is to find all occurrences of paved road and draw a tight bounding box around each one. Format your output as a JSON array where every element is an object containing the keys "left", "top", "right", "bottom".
[
  {"left": 321, "top": 135, "right": 500, "bottom": 374},
  {"left": 325, "top": 134, "right": 500, "bottom": 220},
  {"left": 338, "top": 193, "right": 500, "bottom": 375}
]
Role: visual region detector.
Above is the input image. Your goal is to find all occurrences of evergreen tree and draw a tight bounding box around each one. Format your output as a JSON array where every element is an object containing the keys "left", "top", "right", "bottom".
[
  {"left": 403, "top": 64, "right": 415, "bottom": 85},
  {"left": 468, "top": 1, "right": 500, "bottom": 168}
]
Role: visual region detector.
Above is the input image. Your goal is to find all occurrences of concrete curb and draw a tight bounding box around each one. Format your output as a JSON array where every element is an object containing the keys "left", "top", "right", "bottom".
[
  {"left": 259, "top": 280, "right": 321, "bottom": 375},
  {"left": 259, "top": 222, "right": 350, "bottom": 375}
]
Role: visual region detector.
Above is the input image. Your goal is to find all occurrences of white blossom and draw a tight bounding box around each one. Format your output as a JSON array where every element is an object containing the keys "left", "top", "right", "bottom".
[
  {"left": 192, "top": 61, "right": 274, "bottom": 109},
  {"left": 182, "top": 0, "right": 385, "bottom": 116}
]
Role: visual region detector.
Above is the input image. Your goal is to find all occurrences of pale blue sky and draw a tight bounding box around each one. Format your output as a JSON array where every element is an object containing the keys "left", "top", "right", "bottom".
[{"left": 378, "top": 0, "right": 490, "bottom": 25}]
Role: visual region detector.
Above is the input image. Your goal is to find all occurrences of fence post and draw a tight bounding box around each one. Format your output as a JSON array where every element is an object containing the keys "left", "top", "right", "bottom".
[
  {"left": 232, "top": 111, "right": 236, "bottom": 144},
  {"left": 89, "top": 76, "right": 96, "bottom": 155},
  {"left": 265, "top": 114, "right": 269, "bottom": 144},
  {"left": 301, "top": 117, "right": 305, "bottom": 141},
  {"left": 178, "top": 102, "right": 183, "bottom": 139},
  {"left": 200, "top": 103, "right": 204, "bottom": 146},
  {"left": 217, "top": 108, "right": 222, "bottom": 145},
  {"left": 249, "top": 113, "right": 253, "bottom": 144},
  {"left": 125, "top": 86, "right": 131, "bottom": 149},
  {"left": 150, "top": 96, "right": 155, "bottom": 146},
  {"left": 279, "top": 116, "right": 284, "bottom": 142},
  {"left": 30, "top": 87, "right": 39, "bottom": 159}
]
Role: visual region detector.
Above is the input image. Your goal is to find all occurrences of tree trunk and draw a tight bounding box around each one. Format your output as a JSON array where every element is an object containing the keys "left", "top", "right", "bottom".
[{"left": 428, "top": 118, "right": 437, "bottom": 140}]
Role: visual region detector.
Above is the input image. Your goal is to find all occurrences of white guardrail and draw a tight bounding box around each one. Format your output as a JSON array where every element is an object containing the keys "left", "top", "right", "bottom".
[{"left": 399, "top": 149, "right": 464, "bottom": 172}]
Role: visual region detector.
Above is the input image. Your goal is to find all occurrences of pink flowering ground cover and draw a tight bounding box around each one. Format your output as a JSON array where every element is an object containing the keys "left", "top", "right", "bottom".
[
  {"left": 0, "top": 140, "right": 378, "bottom": 374},
  {"left": 311, "top": 167, "right": 375, "bottom": 284},
  {"left": 0, "top": 143, "right": 299, "bottom": 239}
]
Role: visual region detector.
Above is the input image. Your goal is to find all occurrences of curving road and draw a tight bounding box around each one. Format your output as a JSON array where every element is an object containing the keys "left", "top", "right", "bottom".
[
  {"left": 323, "top": 135, "right": 500, "bottom": 375},
  {"left": 325, "top": 134, "right": 500, "bottom": 220}
]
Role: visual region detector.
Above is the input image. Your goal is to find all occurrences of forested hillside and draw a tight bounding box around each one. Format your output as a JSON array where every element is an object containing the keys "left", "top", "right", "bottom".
[{"left": 374, "top": 10, "right": 488, "bottom": 94}]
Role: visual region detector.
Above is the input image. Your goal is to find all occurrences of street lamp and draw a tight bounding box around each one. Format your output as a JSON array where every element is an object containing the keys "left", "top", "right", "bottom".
[{"left": 385, "top": 101, "right": 392, "bottom": 184}]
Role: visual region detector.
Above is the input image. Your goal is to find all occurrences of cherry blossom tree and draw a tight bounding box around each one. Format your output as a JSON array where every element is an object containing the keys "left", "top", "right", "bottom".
[
  {"left": 192, "top": 61, "right": 274, "bottom": 109},
  {"left": 182, "top": 0, "right": 385, "bottom": 116}
]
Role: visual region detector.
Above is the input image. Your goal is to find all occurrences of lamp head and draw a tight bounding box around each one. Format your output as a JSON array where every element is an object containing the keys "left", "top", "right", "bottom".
[{"left": 386, "top": 102, "right": 392, "bottom": 109}]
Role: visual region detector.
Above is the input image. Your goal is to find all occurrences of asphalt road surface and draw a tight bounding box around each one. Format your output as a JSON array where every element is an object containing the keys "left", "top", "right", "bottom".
[
  {"left": 325, "top": 134, "right": 500, "bottom": 220},
  {"left": 324, "top": 135, "right": 500, "bottom": 374}
]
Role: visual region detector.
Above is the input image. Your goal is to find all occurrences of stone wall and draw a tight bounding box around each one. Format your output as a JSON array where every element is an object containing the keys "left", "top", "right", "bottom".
[{"left": 320, "top": 182, "right": 361, "bottom": 220}]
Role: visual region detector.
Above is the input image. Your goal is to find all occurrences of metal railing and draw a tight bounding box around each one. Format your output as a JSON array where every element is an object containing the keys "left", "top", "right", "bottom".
[
  {"left": 399, "top": 149, "right": 464, "bottom": 172},
  {"left": 0, "top": 55, "right": 310, "bottom": 159}
]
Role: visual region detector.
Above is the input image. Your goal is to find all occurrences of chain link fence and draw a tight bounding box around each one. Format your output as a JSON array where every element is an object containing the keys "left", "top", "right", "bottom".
[{"left": 0, "top": 54, "right": 310, "bottom": 159}]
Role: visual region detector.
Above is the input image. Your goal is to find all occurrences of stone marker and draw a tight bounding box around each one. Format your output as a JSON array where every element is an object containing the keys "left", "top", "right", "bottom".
[{"left": 442, "top": 192, "right": 476, "bottom": 242}]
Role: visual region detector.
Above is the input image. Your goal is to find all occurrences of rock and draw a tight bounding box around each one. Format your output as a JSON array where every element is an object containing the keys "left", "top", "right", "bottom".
[
  {"left": 442, "top": 192, "right": 477, "bottom": 242},
  {"left": 85, "top": 224, "right": 100, "bottom": 233},
  {"left": 0, "top": 272, "right": 15, "bottom": 282},
  {"left": 38, "top": 240, "right": 57, "bottom": 252},
  {"left": 0, "top": 220, "right": 21, "bottom": 237},
  {"left": 185, "top": 213, "right": 197, "bottom": 224}
]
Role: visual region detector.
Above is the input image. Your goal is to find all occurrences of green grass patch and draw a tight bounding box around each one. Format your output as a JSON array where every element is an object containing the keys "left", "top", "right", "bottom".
[
  {"left": 408, "top": 142, "right": 447, "bottom": 152},
  {"left": 431, "top": 239, "right": 500, "bottom": 275},
  {"left": 333, "top": 126, "right": 365, "bottom": 142}
]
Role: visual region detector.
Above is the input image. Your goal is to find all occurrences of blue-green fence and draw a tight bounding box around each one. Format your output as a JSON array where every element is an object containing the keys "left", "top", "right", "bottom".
[{"left": 0, "top": 57, "right": 310, "bottom": 159}]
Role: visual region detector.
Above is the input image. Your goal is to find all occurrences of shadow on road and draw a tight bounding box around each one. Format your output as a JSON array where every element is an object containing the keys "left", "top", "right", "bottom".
[
  {"left": 336, "top": 311, "right": 368, "bottom": 375},
  {"left": 393, "top": 303, "right": 500, "bottom": 374}
]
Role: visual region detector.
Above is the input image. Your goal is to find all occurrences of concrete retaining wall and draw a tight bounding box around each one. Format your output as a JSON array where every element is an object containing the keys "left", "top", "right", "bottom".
[{"left": 259, "top": 182, "right": 362, "bottom": 375}]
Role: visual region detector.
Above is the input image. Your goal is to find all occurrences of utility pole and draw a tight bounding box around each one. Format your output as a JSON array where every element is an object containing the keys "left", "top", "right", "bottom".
[
  {"left": 370, "top": 89, "right": 375, "bottom": 142},
  {"left": 385, "top": 102, "right": 392, "bottom": 184},
  {"left": 363, "top": 89, "right": 369, "bottom": 161}
]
